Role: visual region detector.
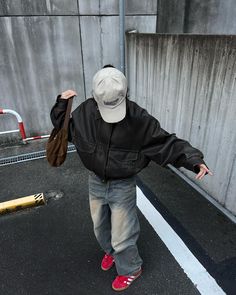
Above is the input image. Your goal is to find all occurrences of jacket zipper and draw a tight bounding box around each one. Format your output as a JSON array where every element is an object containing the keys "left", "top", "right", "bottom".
[{"left": 103, "top": 124, "right": 113, "bottom": 181}]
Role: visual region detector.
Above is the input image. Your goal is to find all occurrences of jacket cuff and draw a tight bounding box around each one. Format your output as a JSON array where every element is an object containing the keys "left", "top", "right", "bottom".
[
  {"left": 184, "top": 156, "right": 208, "bottom": 174},
  {"left": 56, "top": 94, "right": 69, "bottom": 107}
]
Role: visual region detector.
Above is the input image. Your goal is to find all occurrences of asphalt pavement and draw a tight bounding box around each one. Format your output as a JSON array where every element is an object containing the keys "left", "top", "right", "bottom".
[{"left": 0, "top": 141, "right": 235, "bottom": 295}]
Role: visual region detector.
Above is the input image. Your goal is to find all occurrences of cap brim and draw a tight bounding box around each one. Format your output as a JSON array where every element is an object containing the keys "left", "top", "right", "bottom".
[{"left": 98, "top": 99, "right": 126, "bottom": 123}]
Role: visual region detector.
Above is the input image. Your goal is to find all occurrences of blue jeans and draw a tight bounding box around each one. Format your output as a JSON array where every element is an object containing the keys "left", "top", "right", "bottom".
[{"left": 88, "top": 171, "right": 143, "bottom": 276}]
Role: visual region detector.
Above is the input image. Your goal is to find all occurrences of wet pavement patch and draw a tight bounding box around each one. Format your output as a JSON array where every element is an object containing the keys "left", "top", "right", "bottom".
[{"left": 44, "top": 190, "right": 64, "bottom": 203}]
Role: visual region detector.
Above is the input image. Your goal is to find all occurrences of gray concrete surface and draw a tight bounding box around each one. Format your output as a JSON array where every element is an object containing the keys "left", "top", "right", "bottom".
[
  {"left": 0, "top": 138, "right": 48, "bottom": 158},
  {"left": 0, "top": 0, "right": 78, "bottom": 15},
  {"left": 157, "top": 0, "right": 236, "bottom": 34},
  {"left": 0, "top": 16, "right": 85, "bottom": 142},
  {"left": 78, "top": 0, "right": 157, "bottom": 15},
  {"left": 126, "top": 33, "right": 236, "bottom": 216},
  {"left": 80, "top": 15, "right": 156, "bottom": 96},
  {"left": 1, "top": 0, "right": 235, "bottom": 153},
  {"left": 0, "top": 1, "right": 157, "bottom": 143},
  {"left": 156, "top": 0, "right": 186, "bottom": 33}
]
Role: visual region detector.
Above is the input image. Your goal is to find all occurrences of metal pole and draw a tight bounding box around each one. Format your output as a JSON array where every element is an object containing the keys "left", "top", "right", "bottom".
[
  {"left": 0, "top": 108, "right": 27, "bottom": 140},
  {"left": 0, "top": 193, "right": 45, "bottom": 215},
  {"left": 119, "top": 0, "right": 125, "bottom": 74}
]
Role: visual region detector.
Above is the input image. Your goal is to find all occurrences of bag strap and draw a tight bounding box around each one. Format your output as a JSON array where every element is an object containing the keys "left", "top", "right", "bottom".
[{"left": 62, "top": 97, "right": 74, "bottom": 130}]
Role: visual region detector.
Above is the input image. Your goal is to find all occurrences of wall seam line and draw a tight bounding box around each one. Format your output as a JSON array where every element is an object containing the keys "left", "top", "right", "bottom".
[{"left": 76, "top": 0, "right": 86, "bottom": 101}]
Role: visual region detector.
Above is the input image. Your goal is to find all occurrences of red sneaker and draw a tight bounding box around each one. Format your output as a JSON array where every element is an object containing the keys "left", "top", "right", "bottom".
[
  {"left": 112, "top": 268, "right": 142, "bottom": 291},
  {"left": 101, "top": 253, "right": 115, "bottom": 271}
]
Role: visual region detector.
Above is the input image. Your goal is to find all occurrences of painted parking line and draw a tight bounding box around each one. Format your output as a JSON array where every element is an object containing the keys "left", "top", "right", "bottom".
[{"left": 136, "top": 186, "right": 226, "bottom": 295}]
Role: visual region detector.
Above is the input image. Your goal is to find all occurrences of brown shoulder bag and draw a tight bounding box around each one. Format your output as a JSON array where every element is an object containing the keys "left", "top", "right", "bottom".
[{"left": 46, "top": 97, "right": 73, "bottom": 167}]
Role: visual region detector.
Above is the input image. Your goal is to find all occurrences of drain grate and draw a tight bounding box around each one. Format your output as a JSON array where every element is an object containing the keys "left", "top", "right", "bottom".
[{"left": 0, "top": 145, "right": 76, "bottom": 166}]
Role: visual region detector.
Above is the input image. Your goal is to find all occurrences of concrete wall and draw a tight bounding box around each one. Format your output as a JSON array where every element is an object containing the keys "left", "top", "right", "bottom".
[
  {"left": 157, "top": 0, "right": 236, "bottom": 34},
  {"left": 1, "top": 0, "right": 236, "bottom": 142},
  {"left": 0, "top": 0, "right": 157, "bottom": 142},
  {"left": 126, "top": 33, "right": 236, "bottom": 215}
]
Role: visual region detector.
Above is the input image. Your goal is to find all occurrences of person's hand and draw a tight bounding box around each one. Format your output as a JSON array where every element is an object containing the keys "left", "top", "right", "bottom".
[
  {"left": 60, "top": 90, "right": 77, "bottom": 99},
  {"left": 195, "top": 164, "right": 213, "bottom": 180}
]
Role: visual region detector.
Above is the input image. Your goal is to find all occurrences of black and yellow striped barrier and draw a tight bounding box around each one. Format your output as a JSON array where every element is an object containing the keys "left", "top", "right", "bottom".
[{"left": 0, "top": 193, "right": 46, "bottom": 215}]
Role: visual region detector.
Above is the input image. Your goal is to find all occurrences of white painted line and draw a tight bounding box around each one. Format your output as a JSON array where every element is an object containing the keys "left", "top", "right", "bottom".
[{"left": 136, "top": 186, "right": 226, "bottom": 295}]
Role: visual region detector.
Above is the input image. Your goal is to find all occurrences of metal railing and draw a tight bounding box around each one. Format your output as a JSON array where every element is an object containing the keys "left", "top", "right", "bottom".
[{"left": 0, "top": 108, "right": 49, "bottom": 142}]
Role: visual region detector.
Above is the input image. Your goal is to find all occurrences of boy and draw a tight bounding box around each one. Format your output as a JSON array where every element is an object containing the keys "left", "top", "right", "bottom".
[{"left": 50, "top": 66, "right": 212, "bottom": 291}]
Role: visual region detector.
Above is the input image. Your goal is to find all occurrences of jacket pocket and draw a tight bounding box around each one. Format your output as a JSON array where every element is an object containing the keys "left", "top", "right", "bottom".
[
  {"left": 110, "top": 149, "right": 138, "bottom": 162},
  {"left": 73, "top": 135, "right": 96, "bottom": 170},
  {"left": 107, "top": 149, "right": 139, "bottom": 178}
]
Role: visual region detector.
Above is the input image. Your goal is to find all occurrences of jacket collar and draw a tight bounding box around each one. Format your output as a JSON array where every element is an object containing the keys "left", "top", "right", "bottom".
[
  {"left": 95, "top": 106, "right": 102, "bottom": 120},
  {"left": 95, "top": 111, "right": 102, "bottom": 120}
]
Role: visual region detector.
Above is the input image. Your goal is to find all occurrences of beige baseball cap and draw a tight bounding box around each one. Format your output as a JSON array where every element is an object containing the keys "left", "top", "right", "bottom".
[{"left": 92, "top": 67, "right": 127, "bottom": 123}]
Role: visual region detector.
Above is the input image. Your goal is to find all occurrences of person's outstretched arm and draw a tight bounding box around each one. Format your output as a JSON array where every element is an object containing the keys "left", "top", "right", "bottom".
[{"left": 141, "top": 116, "right": 213, "bottom": 180}]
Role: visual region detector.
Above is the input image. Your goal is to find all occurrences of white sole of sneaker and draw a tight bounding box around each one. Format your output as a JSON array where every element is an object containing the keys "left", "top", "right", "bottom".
[
  {"left": 112, "top": 269, "right": 142, "bottom": 291},
  {"left": 101, "top": 263, "right": 114, "bottom": 271}
]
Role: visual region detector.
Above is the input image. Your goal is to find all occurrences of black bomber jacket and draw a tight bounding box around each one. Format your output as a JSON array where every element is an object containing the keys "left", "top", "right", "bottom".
[{"left": 50, "top": 96, "right": 207, "bottom": 181}]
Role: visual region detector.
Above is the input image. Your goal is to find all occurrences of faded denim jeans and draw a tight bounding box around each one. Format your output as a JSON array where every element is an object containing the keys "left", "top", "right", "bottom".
[{"left": 88, "top": 171, "right": 143, "bottom": 276}]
